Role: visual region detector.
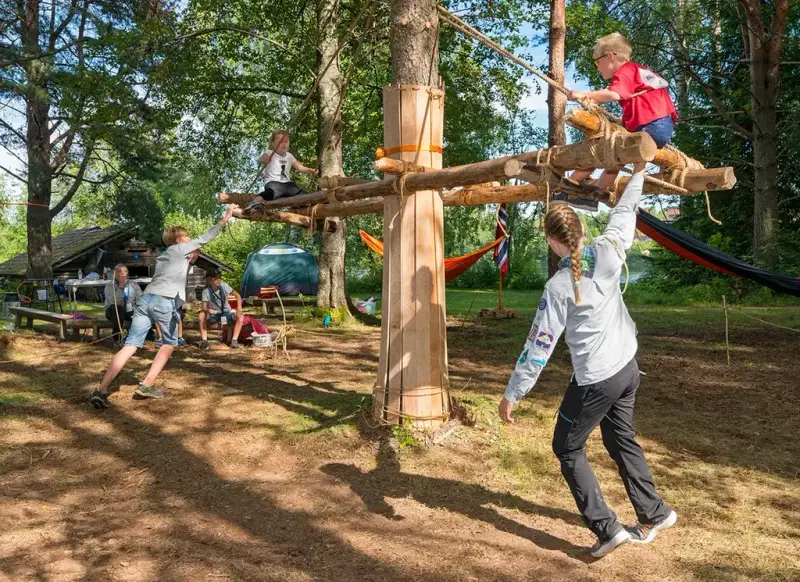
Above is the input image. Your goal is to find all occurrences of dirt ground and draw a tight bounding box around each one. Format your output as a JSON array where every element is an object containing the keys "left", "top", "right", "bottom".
[{"left": 1, "top": 307, "right": 799, "bottom": 581}]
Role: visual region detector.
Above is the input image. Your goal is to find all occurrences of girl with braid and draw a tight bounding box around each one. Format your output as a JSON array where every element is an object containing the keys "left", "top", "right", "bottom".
[{"left": 499, "top": 162, "right": 676, "bottom": 559}]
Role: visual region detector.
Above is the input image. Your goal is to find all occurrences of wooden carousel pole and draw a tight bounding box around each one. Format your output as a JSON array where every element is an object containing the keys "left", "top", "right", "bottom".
[{"left": 373, "top": 0, "right": 449, "bottom": 427}]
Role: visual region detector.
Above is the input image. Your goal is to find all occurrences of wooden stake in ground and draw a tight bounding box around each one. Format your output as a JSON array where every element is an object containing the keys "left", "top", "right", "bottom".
[{"left": 723, "top": 295, "right": 731, "bottom": 365}]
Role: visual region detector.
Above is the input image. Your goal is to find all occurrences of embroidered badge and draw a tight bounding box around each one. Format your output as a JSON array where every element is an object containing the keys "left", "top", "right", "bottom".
[
  {"left": 535, "top": 331, "right": 554, "bottom": 351},
  {"left": 531, "top": 357, "right": 547, "bottom": 366},
  {"left": 538, "top": 297, "right": 547, "bottom": 311},
  {"left": 517, "top": 349, "right": 528, "bottom": 366}
]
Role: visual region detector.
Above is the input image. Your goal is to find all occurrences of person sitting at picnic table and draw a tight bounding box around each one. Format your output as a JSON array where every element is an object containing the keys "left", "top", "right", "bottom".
[{"left": 104, "top": 264, "right": 143, "bottom": 346}]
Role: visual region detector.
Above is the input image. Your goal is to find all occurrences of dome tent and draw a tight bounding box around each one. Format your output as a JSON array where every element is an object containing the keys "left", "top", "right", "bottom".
[{"left": 240, "top": 243, "right": 318, "bottom": 298}]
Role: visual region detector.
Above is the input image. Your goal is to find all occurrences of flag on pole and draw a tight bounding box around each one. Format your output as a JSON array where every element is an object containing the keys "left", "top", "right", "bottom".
[{"left": 494, "top": 203, "right": 509, "bottom": 278}]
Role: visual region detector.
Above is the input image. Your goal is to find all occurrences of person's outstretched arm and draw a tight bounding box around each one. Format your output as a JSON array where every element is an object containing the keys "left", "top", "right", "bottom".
[
  {"left": 499, "top": 286, "right": 567, "bottom": 423},
  {"left": 175, "top": 205, "right": 235, "bottom": 256},
  {"left": 603, "top": 162, "right": 646, "bottom": 251}
]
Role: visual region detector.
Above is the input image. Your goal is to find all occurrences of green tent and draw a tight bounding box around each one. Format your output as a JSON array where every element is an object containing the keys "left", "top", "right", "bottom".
[{"left": 240, "top": 243, "right": 319, "bottom": 298}]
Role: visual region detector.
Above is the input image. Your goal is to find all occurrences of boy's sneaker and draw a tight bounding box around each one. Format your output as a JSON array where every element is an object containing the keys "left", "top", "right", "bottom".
[
  {"left": 133, "top": 383, "right": 165, "bottom": 400},
  {"left": 154, "top": 339, "right": 163, "bottom": 348},
  {"left": 89, "top": 389, "right": 111, "bottom": 409},
  {"left": 177, "top": 337, "right": 187, "bottom": 347},
  {"left": 245, "top": 198, "right": 266, "bottom": 214},
  {"left": 590, "top": 528, "right": 631, "bottom": 559},
  {"left": 230, "top": 340, "right": 243, "bottom": 349},
  {"left": 629, "top": 510, "right": 678, "bottom": 544},
  {"left": 198, "top": 339, "right": 210, "bottom": 349}
]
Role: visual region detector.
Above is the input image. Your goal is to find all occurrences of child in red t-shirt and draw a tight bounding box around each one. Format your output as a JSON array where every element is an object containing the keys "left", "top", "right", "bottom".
[{"left": 568, "top": 33, "right": 678, "bottom": 191}]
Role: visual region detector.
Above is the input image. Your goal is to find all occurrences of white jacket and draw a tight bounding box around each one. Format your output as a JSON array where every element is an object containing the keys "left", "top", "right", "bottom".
[{"left": 504, "top": 174, "right": 643, "bottom": 403}]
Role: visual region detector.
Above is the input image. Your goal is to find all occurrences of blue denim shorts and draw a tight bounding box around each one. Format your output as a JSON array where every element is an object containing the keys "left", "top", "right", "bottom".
[
  {"left": 125, "top": 294, "right": 179, "bottom": 348},
  {"left": 634, "top": 116, "right": 674, "bottom": 149}
]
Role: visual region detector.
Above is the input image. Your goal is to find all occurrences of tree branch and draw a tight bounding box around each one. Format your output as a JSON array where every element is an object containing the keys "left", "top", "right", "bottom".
[
  {"left": 50, "top": 131, "right": 74, "bottom": 168},
  {"left": 0, "top": 162, "right": 26, "bottom": 183},
  {"left": 49, "top": 0, "right": 78, "bottom": 51},
  {"left": 0, "top": 115, "right": 25, "bottom": 143},
  {"left": 210, "top": 86, "right": 307, "bottom": 99},
  {"left": 50, "top": 145, "right": 93, "bottom": 218},
  {"left": 685, "top": 69, "right": 754, "bottom": 141}
]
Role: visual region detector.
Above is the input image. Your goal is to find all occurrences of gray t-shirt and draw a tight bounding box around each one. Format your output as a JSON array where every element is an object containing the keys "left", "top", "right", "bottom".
[
  {"left": 201, "top": 282, "right": 233, "bottom": 312},
  {"left": 505, "top": 174, "right": 644, "bottom": 403},
  {"left": 104, "top": 280, "right": 143, "bottom": 312},
  {"left": 144, "top": 224, "right": 222, "bottom": 301}
]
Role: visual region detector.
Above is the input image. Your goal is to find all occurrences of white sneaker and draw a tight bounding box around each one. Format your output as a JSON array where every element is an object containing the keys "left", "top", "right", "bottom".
[
  {"left": 629, "top": 510, "right": 678, "bottom": 544},
  {"left": 590, "top": 528, "right": 631, "bottom": 558}
]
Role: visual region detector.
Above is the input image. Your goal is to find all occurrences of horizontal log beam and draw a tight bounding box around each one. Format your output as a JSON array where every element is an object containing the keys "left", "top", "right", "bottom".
[
  {"left": 617, "top": 167, "right": 736, "bottom": 194},
  {"left": 565, "top": 108, "right": 704, "bottom": 171},
  {"left": 216, "top": 136, "right": 653, "bottom": 212},
  {"left": 289, "top": 185, "right": 614, "bottom": 219},
  {"left": 373, "top": 158, "right": 432, "bottom": 174},
  {"left": 317, "top": 175, "right": 373, "bottom": 189},
  {"left": 231, "top": 208, "right": 337, "bottom": 232}
]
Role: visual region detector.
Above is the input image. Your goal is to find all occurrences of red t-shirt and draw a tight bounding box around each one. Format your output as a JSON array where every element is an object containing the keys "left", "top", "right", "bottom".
[{"left": 608, "top": 61, "right": 678, "bottom": 131}]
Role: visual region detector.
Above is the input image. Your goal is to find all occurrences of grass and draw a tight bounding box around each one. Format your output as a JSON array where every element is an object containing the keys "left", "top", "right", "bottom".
[{"left": 0, "top": 304, "right": 799, "bottom": 580}]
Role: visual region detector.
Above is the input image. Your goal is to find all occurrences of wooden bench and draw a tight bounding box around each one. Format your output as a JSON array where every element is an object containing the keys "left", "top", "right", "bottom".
[
  {"left": 10, "top": 306, "right": 115, "bottom": 341},
  {"left": 11, "top": 306, "right": 73, "bottom": 340}
]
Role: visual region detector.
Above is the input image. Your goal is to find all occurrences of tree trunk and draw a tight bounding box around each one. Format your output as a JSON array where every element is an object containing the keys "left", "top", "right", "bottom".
[
  {"left": 547, "top": 0, "right": 566, "bottom": 277},
  {"left": 315, "top": 0, "right": 349, "bottom": 310},
  {"left": 23, "top": 0, "right": 54, "bottom": 279},
  {"left": 672, "top": 0, "right": 691, "bottom": 112},
  {"left": 742, "top": 0, "right": 787, "bottom": 268}
]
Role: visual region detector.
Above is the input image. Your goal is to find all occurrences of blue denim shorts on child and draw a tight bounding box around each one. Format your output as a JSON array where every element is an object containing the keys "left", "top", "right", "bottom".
[
  {"left": 633, "top": 115, "right": 674, "bottom": 148},
  {"left": 125, "top": 293, "right": 179, "bottom": 348}
]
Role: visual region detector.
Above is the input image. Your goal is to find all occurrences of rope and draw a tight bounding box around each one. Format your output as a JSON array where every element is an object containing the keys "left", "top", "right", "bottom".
[
  {"left": 705, "top": 191, "right": 722, "bottom": 225},
  {"left": 437, "top": 6, "right": 623, "bottom": 127},
  {"left": 727, "top": 309, "right": 800, "bottom": 334},
  {"left": 1, "top": 201, "right": 49, "bottom": 208}
]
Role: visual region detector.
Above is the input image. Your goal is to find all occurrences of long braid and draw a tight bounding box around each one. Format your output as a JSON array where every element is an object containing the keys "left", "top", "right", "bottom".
[{"left": 544, "top": 204, "right": 584, "bottom": 304}]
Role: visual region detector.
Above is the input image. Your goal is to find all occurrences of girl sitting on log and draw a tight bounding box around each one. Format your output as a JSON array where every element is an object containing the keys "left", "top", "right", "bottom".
[
  {"left": 567, "top": 33, "right": 678, "bottom": 191},
  {"left": 246, "top": 130, "right": 318, "bottom": 213},
  {"left": 499, "top": 162, "right": 677, "bottom": 559}
]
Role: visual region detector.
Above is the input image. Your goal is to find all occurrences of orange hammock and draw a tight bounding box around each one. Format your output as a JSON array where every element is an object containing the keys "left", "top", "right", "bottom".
[{"left": 359, "top": 230, "right": 504, "bottom": 282}]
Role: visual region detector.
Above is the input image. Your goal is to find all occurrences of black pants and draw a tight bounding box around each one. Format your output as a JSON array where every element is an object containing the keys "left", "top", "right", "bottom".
[
  {"left": 552, "top": 358, "right": 670, "bottom": 541},
  {"left": 105, "top": 305, "right": 133, "bottom": 340},
  {"left": 261, "top": 181, "right": 306, "bottom": 201}
]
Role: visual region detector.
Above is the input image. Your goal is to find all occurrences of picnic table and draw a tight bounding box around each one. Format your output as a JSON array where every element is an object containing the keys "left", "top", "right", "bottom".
[{"left": 65, "top": 278, "right": 152, "bottom": 313}]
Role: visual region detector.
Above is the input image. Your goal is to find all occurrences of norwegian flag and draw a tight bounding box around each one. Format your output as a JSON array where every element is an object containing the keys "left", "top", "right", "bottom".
[{"left": 494, "top": 203, "right": 509, "bottom": 278}]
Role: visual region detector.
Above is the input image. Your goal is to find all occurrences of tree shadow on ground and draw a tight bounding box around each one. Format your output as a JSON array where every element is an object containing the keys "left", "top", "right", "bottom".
[
  {"left": 321, "top": 435, "right": 593, "bottom": 562},
  {"left": 0, "top": 359, "right": 460, "bottom": 582}
]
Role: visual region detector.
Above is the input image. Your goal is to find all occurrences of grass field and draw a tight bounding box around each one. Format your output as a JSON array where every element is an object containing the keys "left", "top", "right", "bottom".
[{"left": 1, "top": 293, "right": 799, "bottom": 581}]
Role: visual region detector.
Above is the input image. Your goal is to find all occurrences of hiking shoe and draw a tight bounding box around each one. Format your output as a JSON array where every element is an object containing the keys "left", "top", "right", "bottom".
[
  {"left": 154, "top": 339, "right": 164, "bottom": 348},
  {"left": 198, "top": 339, "right": 210, "bottom": 349},
  {"left": 177, "top": 337, "right": 187, "bottom": 347},
  {"left": 629, "top": 510, "right": 678, "bottom": 544},
  {"left": 590, "top": 528, "right": 631, "bottom": 559},
  {"left": 230, "top": 340, "right": 243, "bottom": 349},
  {"left": 89, "top": 389, "right": 111, "bottom": 409},
  {"left": 133, "top": 383, "right": 165, "bottom": 400}
]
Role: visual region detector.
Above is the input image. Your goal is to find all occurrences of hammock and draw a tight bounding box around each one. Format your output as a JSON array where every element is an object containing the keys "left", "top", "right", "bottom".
[
  {"left": 636, "top": 209, "right": 800, "bottom": 297},
  {"left": 359, "top": 230, "right": 505, "bottom": 282}
]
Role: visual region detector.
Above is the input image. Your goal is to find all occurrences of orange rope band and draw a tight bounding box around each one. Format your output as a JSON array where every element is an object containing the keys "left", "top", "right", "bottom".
[{"left": 376, "top": 144, "right": 443, "bottom": 159}]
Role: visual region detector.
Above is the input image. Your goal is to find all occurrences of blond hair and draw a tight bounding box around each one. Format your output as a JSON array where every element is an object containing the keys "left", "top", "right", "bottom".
[
  {"left": 544, "top": 204, "right": 584, "bottom": 304},
  {"left": 593, "top": 33, "right": 632, "bottom": 62},
  {"left": 113, "top": 263, "right": 128, "bottom": 273},
  {"left": 162, "top": 226, "right": 189, "bottom": 246},
  {"left": 269, "top": 129, "right": 290, "bottom": 150}
]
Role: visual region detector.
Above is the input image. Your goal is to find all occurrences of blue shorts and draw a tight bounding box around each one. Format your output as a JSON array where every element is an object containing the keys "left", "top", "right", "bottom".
[
  {"left": 125, "top": 294, "right": 179, "bottom": 348},
  {"left": 208, "top": 311, "right": 237, "bottom": 324},
  {"left": 634, "top": 116, "right": 674, "bottom": 149}
]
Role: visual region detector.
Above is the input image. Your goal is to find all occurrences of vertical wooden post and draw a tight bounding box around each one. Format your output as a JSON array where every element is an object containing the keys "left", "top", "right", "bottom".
[
  {"left": 498, "top": 272, "right": 503, "bottom": 311},
  {"left": 722, "top": 295, "right": 731, "bottom": 365},
  {"left": 374, "top": 84, "right": 449, "bottom": 427}
]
